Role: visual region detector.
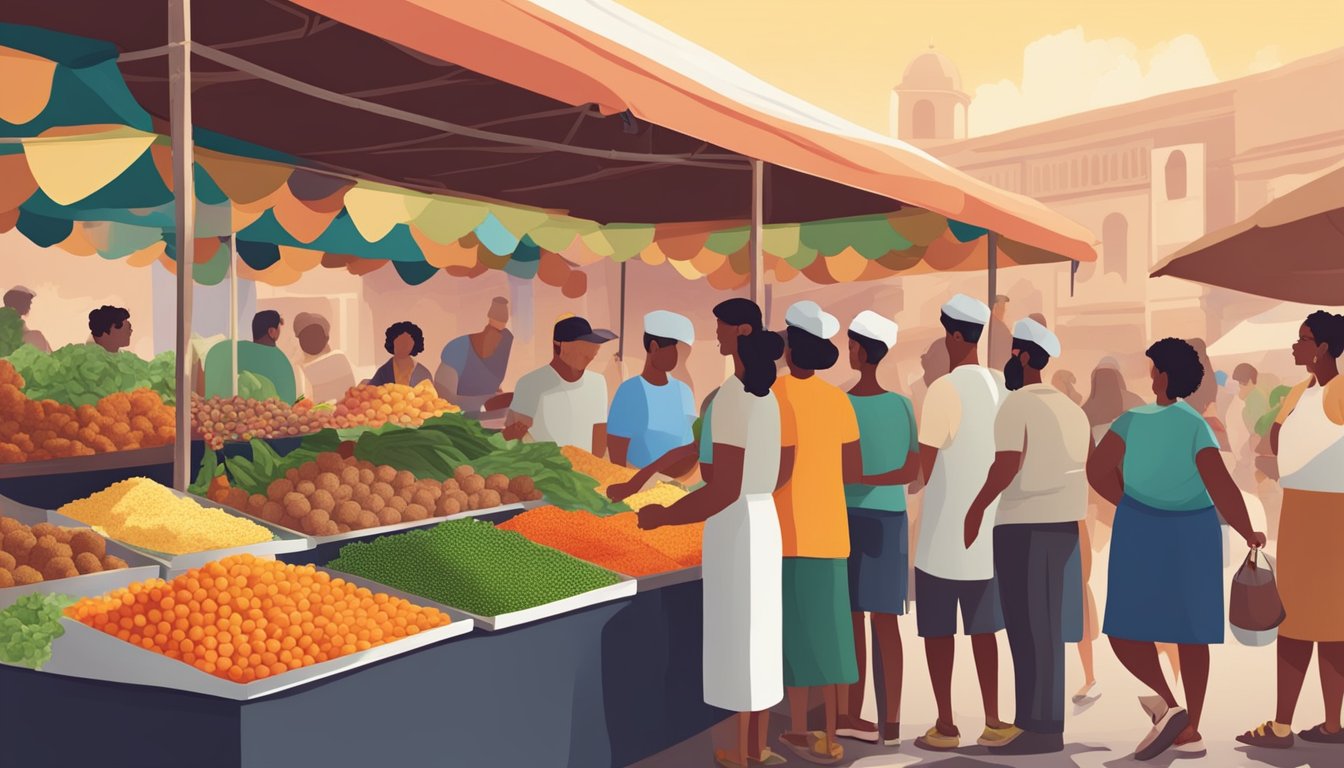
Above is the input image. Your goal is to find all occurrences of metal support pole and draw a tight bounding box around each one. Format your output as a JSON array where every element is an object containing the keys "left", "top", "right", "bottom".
[
  {"left": 987, "top": 232, "right": 998, "bottom": 357},
  {"left": 170, "top": 0, "right": 195, "bottom": 490},
  {"left": 749, "top": 159, "right": 765, "bottom": 305},
  {"left": 229, "top": 233, "right": 238, "bottom": 397},
  {"left": 617, "top": 261, "right": 627, "bottom": 360}
]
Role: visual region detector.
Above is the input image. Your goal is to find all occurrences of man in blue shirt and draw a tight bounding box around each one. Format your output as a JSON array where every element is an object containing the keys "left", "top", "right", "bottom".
[{"left": 607, "top": 311, "right": 697, "bottom": 468}]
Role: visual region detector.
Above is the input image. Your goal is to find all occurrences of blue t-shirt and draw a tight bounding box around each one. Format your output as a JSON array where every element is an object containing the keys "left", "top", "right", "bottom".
[{"left": 607, "top": 375, "right": 696, "bottom": 468}]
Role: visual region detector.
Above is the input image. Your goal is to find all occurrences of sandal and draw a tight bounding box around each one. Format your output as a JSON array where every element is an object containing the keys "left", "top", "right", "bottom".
[
  {"left": 715, "top": 749, "right": 746, "bottom": 768},
  {"left": 1299, "top": 723, "right": 1344, "bottom": 744},
  {"left": 914, "top": 726, "right": 959, "bottom": 751},
  {"left": 780, "top": 731, "right": 843, "bottom": 765},
  {"left": 751, "top": 748, "right": 788, "bottom": 766},
  {"left": 1235, "top": 721, "right": 1294, "bottom": 749}
]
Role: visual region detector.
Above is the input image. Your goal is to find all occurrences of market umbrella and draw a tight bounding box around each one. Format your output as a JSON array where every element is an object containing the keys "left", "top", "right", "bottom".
[
  {"left": 1207, "top": 302, "right": 1322, "bottom": 357},
  {"left": 1152, "top": 162, "right": 1344, "bottom": 305}
]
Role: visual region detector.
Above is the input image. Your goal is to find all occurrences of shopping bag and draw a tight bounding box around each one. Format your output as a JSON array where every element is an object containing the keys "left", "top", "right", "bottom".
[{"left": 1229, "top": 549, "right": 1285, "bottom": 647}]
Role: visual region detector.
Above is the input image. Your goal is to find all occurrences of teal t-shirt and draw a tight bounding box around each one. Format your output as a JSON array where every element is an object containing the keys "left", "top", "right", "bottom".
[
  {"left": 843, "top": 392, "right": 918, "bottom": 513},
  {"left": 698, "top": 400, "right": 715, "bottom": 464},
  {"left": 1110, "top": 400, "right": 1218, "bottom": 511},
  {"left": 204, "top": 340, "right": 298, "bottom": 403}
]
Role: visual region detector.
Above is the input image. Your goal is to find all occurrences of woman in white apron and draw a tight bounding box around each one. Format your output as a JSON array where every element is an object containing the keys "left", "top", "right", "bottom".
[
  {"left": 639, "top": 298, "right": 787, "bottom": 768},
  {"left": 1238, "top": 310, "right": 1344, "bottom": 749}
]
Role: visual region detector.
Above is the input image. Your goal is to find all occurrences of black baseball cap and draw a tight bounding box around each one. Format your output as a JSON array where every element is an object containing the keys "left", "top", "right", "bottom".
[{"left": 553, "top": 316, "right": 617, "bottom": 344}]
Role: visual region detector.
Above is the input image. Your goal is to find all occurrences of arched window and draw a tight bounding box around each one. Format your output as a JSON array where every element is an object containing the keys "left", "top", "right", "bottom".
[
  {"left": 912, "top": 100, "right": 936, "bottom": 139},
  {"left": 1165, "top": 151, "right": 1188, "bottom": 200},
  {"left": 1103, "top": 213, "right": 1128, "bottom": 280}
]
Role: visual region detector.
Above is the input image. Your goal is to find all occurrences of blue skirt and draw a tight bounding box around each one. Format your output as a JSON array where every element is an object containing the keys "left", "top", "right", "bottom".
[
  {"left": 1104, "top": 496, "right": 1224, "bottom": 644},
  {"left": 846, "top": 508, "right": 909, "bottom": 615}
]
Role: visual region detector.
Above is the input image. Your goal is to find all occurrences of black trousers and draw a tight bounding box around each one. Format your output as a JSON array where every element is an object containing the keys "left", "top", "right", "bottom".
[{"left": 993, "top": 522, "right": 1082, "bottom": 735}]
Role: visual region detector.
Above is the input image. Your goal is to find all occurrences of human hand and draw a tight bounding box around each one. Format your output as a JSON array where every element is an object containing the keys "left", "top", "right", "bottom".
[
  {"left": 963, "top": 507, "right": 984, "bottom": 549},
  {"left": 638, "top": 504, "right": 668, "bottom": 530},
  {"left": 501, "top": 421, "right": 528, "bottom": 441},
  {"left": 1245, "top": 531, "right": 1267, "bottom": 549},
  {"left": 607, "top": 480, "right": 639, "bottom": 502}
]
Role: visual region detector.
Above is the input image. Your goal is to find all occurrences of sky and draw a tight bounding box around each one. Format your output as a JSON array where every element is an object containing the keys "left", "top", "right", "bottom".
[{"left": 616, "top": 0, "right": 1344, "bottom": 136}]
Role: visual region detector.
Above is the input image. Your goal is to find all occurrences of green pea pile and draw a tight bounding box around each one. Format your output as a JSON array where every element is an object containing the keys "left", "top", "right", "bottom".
[
  {"left": 0, "top": 593, "right": 75, "bottom": 670},
  {"left": 326, "top": 520, "right": 622, "bottom": 617}
]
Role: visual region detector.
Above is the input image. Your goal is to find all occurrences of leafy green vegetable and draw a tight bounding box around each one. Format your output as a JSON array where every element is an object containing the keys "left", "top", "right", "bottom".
[
  {"left": 189, "top": 449, "right": 222, "bottom": 496},
  {"left": 0, "top": 593, "right": 77, "bottom": 670},
  {"left": 5, "top": 344, "right": 176, "bottom": 406},
  {"left": 470, "top": 440, "right": 629, "bottom": 517},
  {"left": 221, "top": 433, "right": 336, "bottom": 495},
  {"left": 0, "top": 308, "right": 23, "bottom": 359},
  {"left": 352, "top": 428, "right": 469, "bottom": 480},
  {"left": 237, "top": 371, "right": 279, "bottom": 402}
]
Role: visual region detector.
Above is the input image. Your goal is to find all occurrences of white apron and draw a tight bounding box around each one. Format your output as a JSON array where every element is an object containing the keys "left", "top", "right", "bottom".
[
  {"left": 1278, "top": 386, "right": 1344, "bottom": 493},
  {"left": 702, "top": 492, "right": 782, "bottom": 712}
]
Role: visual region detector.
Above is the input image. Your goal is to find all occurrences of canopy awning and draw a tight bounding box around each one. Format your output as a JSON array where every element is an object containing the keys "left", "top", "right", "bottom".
[
  {"left": 2, "top": 0, "right": 1096, "bottom": 286},
  {"left": 1152, "top": 161, "right": 1344, "bottom": 305},
  {"left": 1207, "top": 302, "right": 1322, "bottom": 357}
]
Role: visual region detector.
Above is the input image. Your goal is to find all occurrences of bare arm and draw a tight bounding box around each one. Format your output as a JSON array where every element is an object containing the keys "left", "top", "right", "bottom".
[
  {"left": 841, "top": 440, "right": 865, "bottom": 484},
  {"left": 963, "top": 451, "right": 1021, "bottom": 547},
  {"left": 777, "top": 446, "right": 796, "bottom": 492},
  {"left": 639, "top": 443, "right": 744, "bottom": 528},
  {"left": 607, "top": 435, "right": 631, "bottom": 468},
  {"left": 591, "top": 423, "right": 608, "bottom": 459},
  {"left": 607, "top": 443, "right": 698, "bottom": 501},
  {"left": 919, "top": 444, "right": 939, "bottom": 485},
  {"left": 863, "top": 448, "right": 921, "bottom": 486},
  {"left": 1196, "top": 448, "right": 1264, "bottom": 547},
  {"left": 1086, "top": 432, "right": 1126, "bottom": 507},
  {"left": 1269, "top": 422, "right": 1282, "bottom": 456}
]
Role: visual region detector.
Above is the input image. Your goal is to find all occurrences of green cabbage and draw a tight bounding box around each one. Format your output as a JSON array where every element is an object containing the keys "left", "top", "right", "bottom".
[
  {"left": 0, "top": 308, "right": 23, "bottom": 358},
  {"left": 5, "top": 344, "right": 177, "bottom": 406}
]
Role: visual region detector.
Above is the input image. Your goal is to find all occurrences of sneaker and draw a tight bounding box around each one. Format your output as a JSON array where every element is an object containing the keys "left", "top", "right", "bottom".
[
  {"left": 1236, "top": 721, "right": 1295, "bottom": 749},
  {"left": 1136, "top": 707, "right": 1188, "bottom": 761},
  {"left": 836, "top": 716, "right": 879, "bottom": 743}
]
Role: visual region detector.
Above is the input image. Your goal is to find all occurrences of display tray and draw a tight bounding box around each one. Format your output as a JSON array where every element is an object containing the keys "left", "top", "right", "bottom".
[
  {"left": 47, "top": 488, "right": 312, "bottom": 574},
  {"left": 473, "top": 506, "right": 702, "bottom": 594},
  {"left": 437, "top": 576, "right": 637, "bottom": 632},
  {"left": 38, "top": 569, "right": 475, "bottom": 700},
  {"left": 0, "top": 445, "right": 174, "bottom": 480},
  {"left": 0, "top": 496, "right": 162, "bottom": 610},
  {"left": 221, "top": 500, "right": 531, "bottom": 548}
]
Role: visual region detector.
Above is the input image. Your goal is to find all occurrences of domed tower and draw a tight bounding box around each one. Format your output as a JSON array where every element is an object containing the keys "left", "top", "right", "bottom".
[{"left": 891, "top": 47, "right": 970, "bottom": 143}]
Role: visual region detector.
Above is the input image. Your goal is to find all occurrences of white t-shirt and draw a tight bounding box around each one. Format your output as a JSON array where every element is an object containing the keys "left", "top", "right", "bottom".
[
  {"left": 917, "top": 365, "right": 1004, "bottom": 581},
  {"left": 993, "top": 384, "right": 1091, "bottom": 526},
  {"left": 511, "top": 364, "right": 608, "bottom": 451},
  {"left": 710, "top": 376, "right": 781, "bottom": 497}
]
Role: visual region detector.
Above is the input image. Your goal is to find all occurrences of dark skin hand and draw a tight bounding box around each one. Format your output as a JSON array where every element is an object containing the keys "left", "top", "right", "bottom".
[
  {"left": 963, "top": 450, "right": 1022, "bottom": 548},
  {"left": 639, "top": 443, "right": 746, "bottom": 529},
  {"left": 607, "top": 443, "right": 700, "bottom": 501},
  {"left": 1085, "top": 432, "right": 1265, "bottom": 549}
]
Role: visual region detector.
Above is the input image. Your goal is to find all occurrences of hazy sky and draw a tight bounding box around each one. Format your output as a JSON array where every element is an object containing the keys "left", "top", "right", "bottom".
[{"left": 616, "top": 0, "right": 1344, "bottom": 136}]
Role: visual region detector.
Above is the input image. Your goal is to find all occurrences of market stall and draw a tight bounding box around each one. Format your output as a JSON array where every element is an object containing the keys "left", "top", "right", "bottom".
[{"left": 0, "top": 2, "right": 1101, "bottom": 767}]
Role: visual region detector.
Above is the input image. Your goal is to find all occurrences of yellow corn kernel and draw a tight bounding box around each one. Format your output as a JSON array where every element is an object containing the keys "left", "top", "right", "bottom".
[{"left": 58, "top": 478, "right": 273, "bottom": 555}]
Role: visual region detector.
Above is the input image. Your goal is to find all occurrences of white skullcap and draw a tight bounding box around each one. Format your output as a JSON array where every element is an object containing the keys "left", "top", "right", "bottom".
[
  {"left": 643, "top": 310, "right": 695, "bottom": 346},
  {"left": 1013, "top": 317, "right": 1061, "bottom": 358},
  {"left": 849, "top": 310, "right": 899, "bottom": 349},
  {"left": 785, "top": 300, "right": 840, "bottom": 340},
  {"left": 941, "top": 293, "right": 991, "bottom": 325}
]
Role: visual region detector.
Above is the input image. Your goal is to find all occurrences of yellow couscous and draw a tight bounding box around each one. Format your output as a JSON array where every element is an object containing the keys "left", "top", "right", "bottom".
[{"left": 57, "top": 478, "right": 272, "bottom": 555}]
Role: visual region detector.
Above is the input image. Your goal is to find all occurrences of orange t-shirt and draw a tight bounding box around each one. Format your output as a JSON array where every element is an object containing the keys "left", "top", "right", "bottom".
[{"left": 772, "top": 374, "right": 860, "bottom": 559}]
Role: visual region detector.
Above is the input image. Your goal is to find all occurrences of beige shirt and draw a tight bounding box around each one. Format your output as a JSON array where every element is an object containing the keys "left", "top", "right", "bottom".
[{"left": 994, "top": 383, "right": 1092, "bottom": 526}]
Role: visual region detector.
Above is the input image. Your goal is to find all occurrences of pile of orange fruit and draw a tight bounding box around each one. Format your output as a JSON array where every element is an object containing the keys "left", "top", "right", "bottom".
[
  {"left": 0, "top": 361, "right": 174, "bottom": 463},
  {"left": 66, "top": 554, "right": 452, "bottom": 683},
  {"left": 331, "top": 381, "right": 459, "bottom": 430}
]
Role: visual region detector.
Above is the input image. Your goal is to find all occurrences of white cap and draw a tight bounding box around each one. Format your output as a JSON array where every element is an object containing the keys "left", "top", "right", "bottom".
[
  {"left": 1012, "top": 317, "right": 1061, "bottom": 358},
  {"left": 849, "top": 310, "right": 899, "bottom": 349},
  {"left": 785, "top": 300, "right": 840, "bottom": 340},
  {"left": 643, "top": 310, "right": 694, "bottom": 346},
  {"left": 941, "top": 293, "right": 990, "bottom": 325}
]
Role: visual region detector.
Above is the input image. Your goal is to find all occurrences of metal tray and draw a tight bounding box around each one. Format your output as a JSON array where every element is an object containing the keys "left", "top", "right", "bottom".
[
  {"left": 0, "top": 496, "right": 162, "bottom": 610},
  {"left": 47, "top": 488, "right": 312, "bottom": 574},
  {"left": 37, "top": 568, "right": 475, "bottom": 700},
  {"left": 0, "top": 445, "right": 174, "bottom": 480},
  {"left": 443, "top": 576, "right": 637, "bottom": 631}
]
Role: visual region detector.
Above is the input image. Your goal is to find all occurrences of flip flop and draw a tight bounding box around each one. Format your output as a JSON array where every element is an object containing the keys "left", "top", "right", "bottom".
[
  {"left": 780, "top": 731, "right": 843, "bottom": 765},
  {"left": 751, "top": 748, "right": 789, "bottom": 766},
  {"left": 715, "top": 749, "right": 746, "bottom": 768},
  {"left": 1072, "top": 682, "right": 1103, "bottom": 704},
  {"left": 914, "top": 726, "right": 959, "bottom": 751},
  {"left": 1298, "top": 724, "right": 1344, "bottom": 744}
]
